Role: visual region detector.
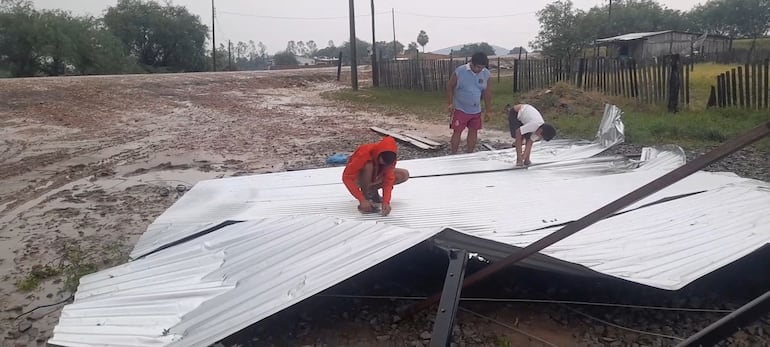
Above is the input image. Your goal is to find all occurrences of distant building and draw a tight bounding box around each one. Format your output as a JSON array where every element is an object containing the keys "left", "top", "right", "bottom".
[
  {"left": 295, "top": 56, "right": 316, "bottom": 66},
  {"left": 595, "top": 30, "right": 731, "bottom": 61},
  {"left": 395, "top": 52, "right": 451, "bottom": 61}
]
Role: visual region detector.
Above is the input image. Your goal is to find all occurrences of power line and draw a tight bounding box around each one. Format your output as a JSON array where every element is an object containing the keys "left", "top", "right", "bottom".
[
  {"left": 458, "top": 306, "right": 559, "bottom": 347},
  {"left": 217, "top": 10, "right": 390, "bottom": 20},
  {"left": 317, "top": 294, "right": 734, "bottom": 313},
  {"left": 216, "top": 9, "right": 535, "bottom": 20},
  {"left": 395, "top": 10, "right": 537, "bottom": 19}
]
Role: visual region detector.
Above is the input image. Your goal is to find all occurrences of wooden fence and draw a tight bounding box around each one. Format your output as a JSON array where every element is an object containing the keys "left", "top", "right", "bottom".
[
  {"left": 378, "top": 59, "right": 458, "bottom": 92},
  {"left": 514, "top": 56, "right": 691, "bottom": 110},
  {"left": 711, "top": 59, "right": 770, "bottom": 109}
]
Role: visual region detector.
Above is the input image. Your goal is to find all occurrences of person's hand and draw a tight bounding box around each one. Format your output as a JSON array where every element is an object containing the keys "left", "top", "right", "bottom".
[
  {"left": 380, "top": 203, "right": 391, "bottom": 216},
  {"left": 358, "top": 200, "right": 375, "bottom": 213},
  {"left": 484, "top": 110, "right": 490, "bottom": 122},
  {"left": 447, "top": 103, "right": 455, "bottom": 115}
]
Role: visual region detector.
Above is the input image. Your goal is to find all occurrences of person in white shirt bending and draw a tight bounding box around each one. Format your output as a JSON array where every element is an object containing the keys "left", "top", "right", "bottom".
[{"left": 505, "top": 103, "right": 556, "bottom": 167}]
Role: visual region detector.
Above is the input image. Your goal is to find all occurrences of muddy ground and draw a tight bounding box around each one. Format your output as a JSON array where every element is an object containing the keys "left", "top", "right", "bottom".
[{"left": 1, "top": 69, "right": 768, "bottom": 347}]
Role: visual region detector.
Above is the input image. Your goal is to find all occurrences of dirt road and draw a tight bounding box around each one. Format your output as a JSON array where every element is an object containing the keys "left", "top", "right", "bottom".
[{"left": 0, "top": 69, "right": 515, "bottom": 345}]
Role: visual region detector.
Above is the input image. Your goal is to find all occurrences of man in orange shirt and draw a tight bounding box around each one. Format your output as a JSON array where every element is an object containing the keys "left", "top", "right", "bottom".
[{"left": 342, "top": 136, "right": 410, "bottom": 216}]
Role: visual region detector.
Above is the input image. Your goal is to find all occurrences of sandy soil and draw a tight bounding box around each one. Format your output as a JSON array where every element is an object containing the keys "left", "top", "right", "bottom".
[{"left": 0, "top": 69, "right": 513, "bottom": 345}]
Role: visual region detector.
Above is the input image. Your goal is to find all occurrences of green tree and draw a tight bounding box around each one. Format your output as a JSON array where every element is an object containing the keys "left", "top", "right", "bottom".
[
  {"left": 581, "top": 0, "right": 691, "bottom": 40},
  {"left": 103, "top": 0, "right": 208, "bottom": 72},
  {"left": 374, "top": 40, "right": 404, "bottom": 60},
  {"left": 285, "top": 40, "right": 297, "bottom": 55},
  {"left": 531, "top": 0, "right": 589, "bottom": 60},
  {"left": 306, "top": 40, "right": 318, "bottom": 57},
  {"left": 0, "top": 0, "right": 41, "bottom": 76},
  {"left": 416, "top": 30, "right": 429, "bottom": 52},
  {"left": 272, "top": 50, "right": 298, "bottom": 65},
  {"left": 689, "top": 0, "right": 770, "bottom": 61},
  {"left": 0, "top": 1, "right": 135, "bottom": 76},
  {"left": 456, "top": 42, "right": 496, "bottom": 57},
  {"left": 406, "top": 41, "right": 419, "bottom": 57}
]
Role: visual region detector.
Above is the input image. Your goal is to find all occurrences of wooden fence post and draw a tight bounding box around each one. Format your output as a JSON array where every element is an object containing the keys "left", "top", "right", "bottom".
[
  {"left": 738, "top": 66, "right": 745, "bottom": 108},
  {"left": 577, "top": 58, "right": 585, "bottom": 89},
  {"left": 513, "top": 59, "right": 519, "bottom": 93},
  {"left": 765, "top": 58, "right": 770, "bottom": 108},
  {"left": 336, "top": 51, "right": 343, "bottom": 81},
  {"left": 668, "top": 54, "right": 681, "bottom": 113}
]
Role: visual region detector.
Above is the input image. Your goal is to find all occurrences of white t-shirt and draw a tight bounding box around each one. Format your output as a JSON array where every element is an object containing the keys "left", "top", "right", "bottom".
[{"left": 517, "top": 104, "right": 544, "bottom": 136}]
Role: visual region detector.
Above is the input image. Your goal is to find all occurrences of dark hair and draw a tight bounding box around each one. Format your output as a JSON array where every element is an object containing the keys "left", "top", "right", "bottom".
[
  {"left": 540, "top": 123, "right": 556, "bottom": 141},
  {"left": 471, "top": 52, "right": 488, "bottom": 67},
  {"left": 379, "top": 151, "right": 397, "bottom": 165}
]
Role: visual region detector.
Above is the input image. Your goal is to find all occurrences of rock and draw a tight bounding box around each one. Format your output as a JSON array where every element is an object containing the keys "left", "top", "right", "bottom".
[
  {"left": 17, "top": 321, "right": 32, "bottom": 333},
  {"left": 392, "top": 315, "right": 402, "bottom": 323},
  {"left": 593, "top": 325, "right": 606, "bottom": 335},
  {"left": 376, "top": 335, "right": 390, "bottom": 341},
  {"left": 419, "top": 331, "right": 431, "bottom": 340},
  {"left": 410, "top": 340, "right": 423, "bottom": 347},
  {"left": 452, "top": 325, "right": 461, "bottom": 337}
]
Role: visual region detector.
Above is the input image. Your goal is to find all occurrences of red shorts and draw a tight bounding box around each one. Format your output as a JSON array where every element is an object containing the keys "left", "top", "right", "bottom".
[{"left": 451, "top": 110, "right": 482, "bottom": 131}]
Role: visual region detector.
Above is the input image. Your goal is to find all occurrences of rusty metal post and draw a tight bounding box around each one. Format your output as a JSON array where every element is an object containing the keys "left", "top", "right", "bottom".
[
  {"left": 414, "top": 120, "right": 770, "bottom": 312},
  {"left": 677, "top": 290, "right": 770, "bottom": 347}
]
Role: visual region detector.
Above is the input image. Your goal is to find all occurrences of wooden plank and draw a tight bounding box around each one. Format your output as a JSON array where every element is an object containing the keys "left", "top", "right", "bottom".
[
  {"left": 731, "top": 68, "right": 738, "bottom": 106},
  {"left": 723, "top": 71, "right": 733, "bottom": 106},
  {"left": 744, "top": 63, "right": 751, "bottom": 108},
  {"left": 738, "top": 66, "right": 745, "bottom": 108},
  {"left": 403, "top": 133, "right": 442, "bottom": 147},
  {"left": 685, "top": 63, "right": 690, "bottom": 107},
  {"left": 765, "top": 59, "right": 770, "bottom": 109},
  {"left": 370, "top": 126, "right": 436, "bottom": 150},
  {"left": 752, "top": 63, "right": 758, "bottom": 109}
]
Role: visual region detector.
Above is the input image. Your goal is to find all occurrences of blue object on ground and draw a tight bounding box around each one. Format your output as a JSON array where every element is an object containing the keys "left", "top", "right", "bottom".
[{"left": 326, "top": 153, "right": 350, "bottom": 165}]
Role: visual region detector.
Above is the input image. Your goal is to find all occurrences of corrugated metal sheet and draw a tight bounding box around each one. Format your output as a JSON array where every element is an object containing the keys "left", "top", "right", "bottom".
[
  {"left": 49, "top": 216, "right": 438, "bottom": 347},
  {"left": 50, "top": 104, "right": 770, "bottom": 347},
  {"left": 595, "top": 30, "right": 671, "bottom": 42},
  {"left": 131, "top": 104, "right": 625, "bottom": 259}
]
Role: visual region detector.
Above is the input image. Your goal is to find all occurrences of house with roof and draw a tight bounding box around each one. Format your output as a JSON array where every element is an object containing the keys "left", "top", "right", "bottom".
[{"left": 595, "top": 30, "right": 731, "bottom": 61}]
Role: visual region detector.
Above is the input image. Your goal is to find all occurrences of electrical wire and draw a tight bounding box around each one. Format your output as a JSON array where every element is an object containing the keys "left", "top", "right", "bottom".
[
  {"left": 395, "top": 10, "right": 537, "bottom": 19},
  {"left": 216, "top": 9, "right": 534, "bottom": 20},
  {"left": 317, "top": 294, "right": 734, "bottom": 313},
  {"left": 562, "top": 304, "right": 685, "bottom": 341},
  {"left": 14, "top": 295, "right": 74, "bottom": 320},
  {"left": 217, "top": 10, "right": 390, "bottom": 20},
  {"left": 458, "top": 306, "right": 559, "bottom": 347}
]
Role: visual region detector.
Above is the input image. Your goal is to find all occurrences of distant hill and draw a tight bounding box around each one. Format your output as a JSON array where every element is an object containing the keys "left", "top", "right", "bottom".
[{"left": 432, "top": 44, "right": 511, "bottom": 56}]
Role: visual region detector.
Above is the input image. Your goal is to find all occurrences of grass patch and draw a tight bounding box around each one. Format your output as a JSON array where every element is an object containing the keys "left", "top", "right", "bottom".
[
  {"left": 16, "top": 265, "right": 61, "bottom": 292},
  {"left": 15, "top": 238, "right": 129, "bottom": 293},
  {"left": 323, "top": 77, "right": 770, "bottom": 151},
  {"left": 732, "top": 38, "right": 770, "bottom": 50},
  {"left": 687, "top": 62, "right": 745, "bottom": 111}
]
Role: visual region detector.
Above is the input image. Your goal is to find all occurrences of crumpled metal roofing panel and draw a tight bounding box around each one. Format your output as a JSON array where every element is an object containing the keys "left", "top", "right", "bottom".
[
  {"left": 131, "top": 105, "right": 625, "bottom": 259},
  {"left": 595, "top": 30, "right": 672, "bottom": 42},
  {"left": 49, "top": 216, "right": 438, "bottom": 347},
  {"left": 436, "top": 179, "right": 770, "bottom": 289}
]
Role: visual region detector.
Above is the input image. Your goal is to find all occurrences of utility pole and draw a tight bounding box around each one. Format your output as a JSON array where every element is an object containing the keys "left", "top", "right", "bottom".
[
  {"left": 212, "top": 0, "right": 216, "bottom": 71},
  {"left": 371, "top": 0, "right": 378, "bottom": 87},
  {"left": 392, "top": 8, "right": 397, "bottom": 61},
  {"left": 348, "top": 0, "right": 358, "bottom": 90},
  {"left": 228, "top": 40, "right": 232, "bottom": 70}
]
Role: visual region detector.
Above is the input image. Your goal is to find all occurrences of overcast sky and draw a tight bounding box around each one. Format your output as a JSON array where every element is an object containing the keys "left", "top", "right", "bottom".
[{"left": 32, "top": 0, "right": 705, "bottom": 54}]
